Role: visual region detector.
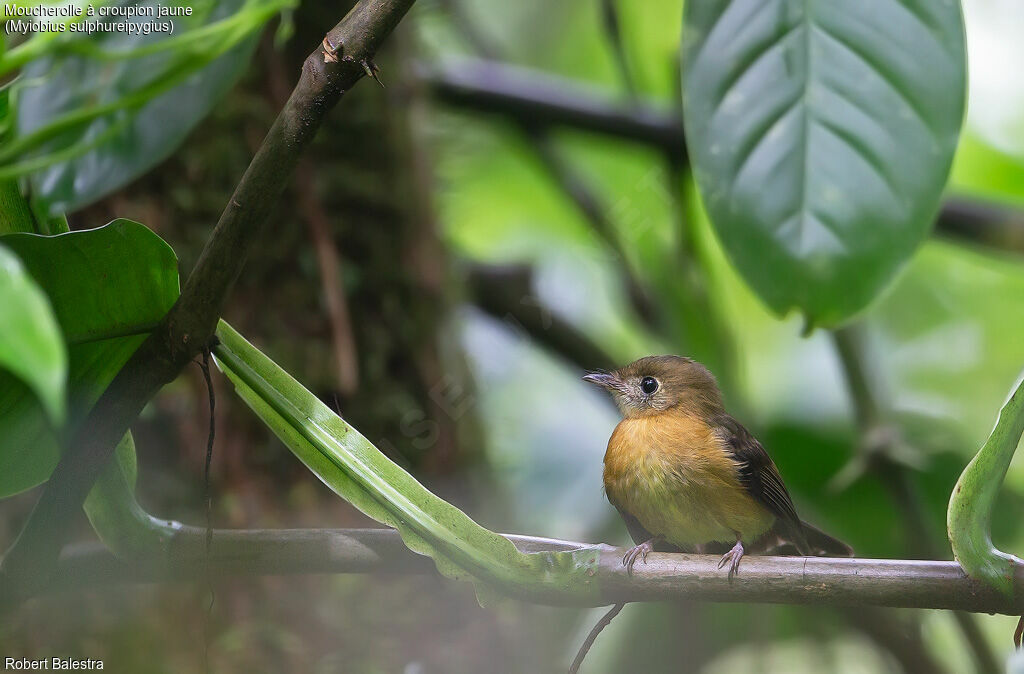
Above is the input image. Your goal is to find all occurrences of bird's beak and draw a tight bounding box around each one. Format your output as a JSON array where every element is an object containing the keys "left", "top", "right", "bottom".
[{"left": 583, "top": 372, "right": 624, "bottom": 391}]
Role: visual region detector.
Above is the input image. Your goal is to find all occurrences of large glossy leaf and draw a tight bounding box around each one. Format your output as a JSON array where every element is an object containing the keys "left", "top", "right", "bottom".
[
  {"left": 213, "top": 321, "right": 601, "bottom": 604},
  {"left": 0, "top": 244, "right": 66, "bottom": 426},
  {"left": 14, "top": 0, "right": 282, "bottom": 215},
  {"left": 682, "top": 0, "right": 966, "bottom": 326},
  {"left": 947, "top": 372, "right": 1024, "bottom": 596},
  {"left": 0, "top": 220, "right": 179, "bottom": 497}
]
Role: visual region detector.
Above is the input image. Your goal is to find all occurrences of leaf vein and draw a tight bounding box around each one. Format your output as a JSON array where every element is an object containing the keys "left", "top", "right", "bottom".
[
  {"left": 813, "top": 116, "right": 901, "bottom": 204},
  {"left": 812, "top": 21, "right": 932, "bottom": 134},
  {"left": 710, "top": 22, "right": 803, "bottom": 119},
  {"left": 729, "top": 95, "right": 803, "bottom": 193}
]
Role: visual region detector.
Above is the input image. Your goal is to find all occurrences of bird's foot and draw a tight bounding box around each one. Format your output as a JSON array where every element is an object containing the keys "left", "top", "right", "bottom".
[
  {"left": 717, "top": 539, "right": 744, "bottom": 580},
  {"left": 622, "top": 536, "right": 662, "bottom": 576}
]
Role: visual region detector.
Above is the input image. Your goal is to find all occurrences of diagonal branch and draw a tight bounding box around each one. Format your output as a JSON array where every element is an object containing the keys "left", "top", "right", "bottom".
[
  {"left": 429, "top": 9, "right": 664, "bottom": 327},
  {"left": 466, "top": 262, "right": 618, "bottom": 372},
  {"left": 0, "top": 0, "right": 419, "bottom": 604}
]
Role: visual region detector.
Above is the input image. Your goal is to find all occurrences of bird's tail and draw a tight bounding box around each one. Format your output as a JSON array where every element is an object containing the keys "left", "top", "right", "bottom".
[{"left": 800, "top": 521, "right": 853, "bottom": 557}]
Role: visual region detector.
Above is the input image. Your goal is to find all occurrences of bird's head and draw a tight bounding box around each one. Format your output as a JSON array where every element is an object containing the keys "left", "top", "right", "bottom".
[{"left": 583, "top": 355, "right": 724, "bottom": 418}]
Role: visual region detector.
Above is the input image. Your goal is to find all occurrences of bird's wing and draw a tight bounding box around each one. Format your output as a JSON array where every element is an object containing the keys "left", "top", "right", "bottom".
[{"left": 713, "top": 414, "right": 809, "bottom": 553}]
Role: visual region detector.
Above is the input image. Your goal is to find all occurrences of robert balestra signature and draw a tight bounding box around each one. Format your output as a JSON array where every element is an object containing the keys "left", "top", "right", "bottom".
[{"left": 4, "top": 658, "right": 104, "bottom": 670}]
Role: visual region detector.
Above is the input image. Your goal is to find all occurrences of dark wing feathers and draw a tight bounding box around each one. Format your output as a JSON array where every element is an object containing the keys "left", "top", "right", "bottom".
[{"left": 712, "top": 414, "right": 810, "bottom": 554}]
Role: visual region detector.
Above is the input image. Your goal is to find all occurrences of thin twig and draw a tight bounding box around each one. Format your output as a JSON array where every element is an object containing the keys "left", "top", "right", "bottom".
[
  {"left": 436, "top": 2, "right": 661, "bottom": 329},
  {"left": 436, "top": 0, "right": 499, "bottom": 60},
  {"left": 521, "top": 122, "right": 659, "bottom": 326},
  {"left": 197, "top": 347, "right": 217, "bottom": 673},
  {"left": 569, "top": 602, "right": 624, "bottom": 674},
  {"left": 597, "top": 0, "right": 635, "bottom": 97},
  {"left": 296, "top": 162, "right": 361, "bottom": 396}
]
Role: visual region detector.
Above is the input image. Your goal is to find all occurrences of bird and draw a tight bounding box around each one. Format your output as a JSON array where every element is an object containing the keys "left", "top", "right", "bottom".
[{"left": 584, "top": 355, "right": 852, "bottom": 577}]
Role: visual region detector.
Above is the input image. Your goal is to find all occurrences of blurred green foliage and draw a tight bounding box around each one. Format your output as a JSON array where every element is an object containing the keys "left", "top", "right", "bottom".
[
  {"left": 1, "top": 0, "right": 1023, "bottom": 672},
  {"left": 426, "top": 0, "right": 1024, "bottom": 669},
  {"left": 1, "top": 0, "right": 293, "bottom": 214}
]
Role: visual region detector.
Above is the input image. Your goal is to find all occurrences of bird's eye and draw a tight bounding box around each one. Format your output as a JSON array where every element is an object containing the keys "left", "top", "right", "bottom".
[{"left": 640, "top": 376, "right": 658, "bottom": 395}]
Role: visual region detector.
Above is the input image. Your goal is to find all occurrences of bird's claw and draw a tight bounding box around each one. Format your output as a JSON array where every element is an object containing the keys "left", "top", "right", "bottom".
[
  {"left": 622, "top": 537, "right": 660, "bottom": 576},
  {"left": 717, "top": 540, "right": 745, "bottom": 580}
]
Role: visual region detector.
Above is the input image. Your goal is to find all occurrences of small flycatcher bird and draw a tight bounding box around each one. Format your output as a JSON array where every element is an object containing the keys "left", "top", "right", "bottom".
[{"left": 584, "top": 355, "right": 851, "bottom": 577}]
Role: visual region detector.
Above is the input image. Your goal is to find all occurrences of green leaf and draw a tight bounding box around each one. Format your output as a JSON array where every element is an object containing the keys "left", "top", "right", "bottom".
[
  {"left": 681, "top": 0, "right": 966, "bottom": 326},
  {"left": 947, "top": 373, "right": 1024, "bottom": 596},
  {"left": 213, "top": 320, "right": 601, "bottom": 604},
  {"left": 83, "top": 432, "right": 166, "bottom": 560},
  {"left": 3, "top": 220, "right": 179, "bottom": 344},
  {"left": 12, "top": 0, "right": 285, "bottom": 215},
  {"left": 0, "top": 220, "right": 179, "bottom": 498},
  {"left": 0, "top": 243, "right": 66, "bottom": 426}
]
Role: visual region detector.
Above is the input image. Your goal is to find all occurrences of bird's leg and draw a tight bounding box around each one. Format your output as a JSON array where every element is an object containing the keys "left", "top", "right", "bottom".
[
  {"left": 717, "top": 536, "right": 745, "bottom": 579},
  {"left": 622, "top": 535, "right": 663, "bottom": 576}
]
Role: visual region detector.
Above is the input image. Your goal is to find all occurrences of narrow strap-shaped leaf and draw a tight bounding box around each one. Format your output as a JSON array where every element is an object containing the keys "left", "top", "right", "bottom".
[
  {"left": 213, "top": 320, "right": 601, "bottom": 604},
  {"left": 948, "top": 372, "right": 1024, "bottom": 596}
]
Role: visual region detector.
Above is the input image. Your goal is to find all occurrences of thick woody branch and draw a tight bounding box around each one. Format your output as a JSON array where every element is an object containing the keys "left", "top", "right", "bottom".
[
  {"left": 33, "top": 528, "right": 1024, "bottom": 615},
  {"left": 0, "top": 0, "right": 418, "bottom": 602},
  {"left": 420, "top": 58, "right": 1024, "bottom": 253}
]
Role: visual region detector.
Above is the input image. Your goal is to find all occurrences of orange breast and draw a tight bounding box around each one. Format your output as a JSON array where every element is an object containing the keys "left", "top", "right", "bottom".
[{"left": 602, "top": 412, "right": 774, "bottom": 546}]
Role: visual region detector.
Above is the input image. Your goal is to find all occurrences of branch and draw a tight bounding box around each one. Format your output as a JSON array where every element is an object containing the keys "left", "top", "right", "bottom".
[
  {"left": 596, "top": 0, "right": 636, "bottom": 97},
  {"left": 0, "top": 0, "right": 418, "bottom": 601},
  {"left": 420, "top": 57, "right": 1024, "bottom": 254},
  {"left": 426, "top": 27, "right": 663, "bottom": 327},
  {"left": 936, "top": 199, "right": 1024, "bottom": 253},
  {"left": 419, "top": 58, "right": 685, "bottom": 151},
  {"left": 521, "top": 123, "right": 661, "bottom": 326},
  {"left": 28, "top": 528, "right": 1024, "bottom": 615},
  {"left": 466, "top": 262, "right": 618, "bottom": 372}
]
